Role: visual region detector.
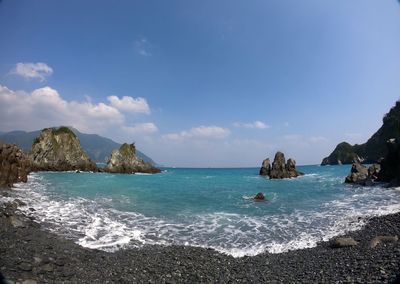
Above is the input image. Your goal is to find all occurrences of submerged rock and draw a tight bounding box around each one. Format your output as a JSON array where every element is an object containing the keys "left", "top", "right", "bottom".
[
  {"left": 31, "top": 127, "right": 97, "bottom": 172},
  {"left": 260, "top": 152, "right": 304, "bottom": 179},
  {"left": 254, "top": 192, "right": 265, "bottom": 201},
  {"left": 0, "top": 142, "right": 31, "bottom": 188},
  {"left": 105, "top": 143, "right": 160, "bottom": 174}
]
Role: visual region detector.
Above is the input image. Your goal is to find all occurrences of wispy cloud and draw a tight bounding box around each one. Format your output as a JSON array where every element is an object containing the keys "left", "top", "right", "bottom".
[
  {"left": 163, "top": 125, "right": 230, "bottom": 141},
  {"left": 134, "top": 37, "right": 152, "bottom": 57},
  {"left": 122, "top": 123, "right": 158, "bottom": 135},
  {"left": 233, "top": 120, "right": 269, "bottom": 129},
  {"left": 107, "top": 95, "right": 150, "bottom": 114},
  {"left": 10, "top": 62, "right": 53, "bottom": 81}
]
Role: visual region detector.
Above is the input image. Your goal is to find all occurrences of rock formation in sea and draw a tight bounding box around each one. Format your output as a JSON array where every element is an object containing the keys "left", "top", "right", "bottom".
[
  {"left": 259, "top": 151, "right": 304, "bottom": 179},
  {"left": 377, "top": 138, "right": 400, "bottom": 186},
  {"left": 0, "top": 143, "right": 31, "bottom": 188},
  {"left": 31, "top": 127, "right": 97, "bottom": 172},
  {"left": 105, "top": 143, "right": 160, "bottom": 174},
  {"left": 321, "top": 100, "right": 400, "bottom": 165}
]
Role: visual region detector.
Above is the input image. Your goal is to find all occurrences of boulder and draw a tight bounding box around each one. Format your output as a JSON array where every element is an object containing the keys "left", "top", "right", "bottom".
[
  {"left": 105, "top": 143, "right": 160, "bottom": 174},
  {"left": 259, "top": 158, "right": 271, "bottom": 176},
  {"left": 345, "top": 162, "right": 369, "bottom": 184},
  {"left": 254, "top": 192, "right": 265, "bottom": 201},
  {"left": 331, "top": 237, "right": 358, "bottom": 248},
  {"left": 262, "top": 152, "right": 304, "bottom": 179},
  {"left": 369, "top": 235, "right": 398, "bottom": 248},
  {"left": 0, "top": 142, "right": 31, "bottom": 188},
  {"left": 31, "top": 127, "right": 97, "bottom": 172}
]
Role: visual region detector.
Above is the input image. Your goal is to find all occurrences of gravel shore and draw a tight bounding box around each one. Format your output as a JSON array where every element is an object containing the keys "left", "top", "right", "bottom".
[{"left": 1, "top": 194, "right": 400, "bottom": 283}]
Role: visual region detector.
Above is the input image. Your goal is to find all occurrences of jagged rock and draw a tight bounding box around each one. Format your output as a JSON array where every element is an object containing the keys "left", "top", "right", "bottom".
[
  {"left": 254, "top": 192, "right": 265, "bottom": 201},
  {"left": 259, "top": 158, "right": 271, "bottom": 176},
  {"left": 106, "top": 143, "right": 160, "bottom": 174},
  {"left": 368, "top": 164, "right": 381, "bottom": 179},
  {"left": 370, "top": 235, "right": 398, "bottom": 248},
  {"left": 264, "top": 152, "right": 304, "bottom": 179},
  {"left": 345, "top": 162, "right": 369, "bottom": 184},
  {"left": 377, "top": 138, "right": 400, "bottom": 186},
  {"left": 331, "top": 237, "right": 358, "bottom": 248},
  {"left": 31, "top": 127, "right": 97, "bottom": 172},
  {"left": 0, "top": 142, "right": 31, "bottom": 188}
]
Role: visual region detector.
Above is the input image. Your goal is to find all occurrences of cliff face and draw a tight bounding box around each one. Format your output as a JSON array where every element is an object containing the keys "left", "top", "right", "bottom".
[
  {"left": 0, "top": 143, "right": 31, "bottom": 188},
  {"left": 106, "top": 143, "right": 160, "bottom": 174},
  {"left": 321, "top": 101, "right": 400, "bottom": 165},
  {"left": 31, "top": 127, "right": 97, "bottom": 171}
]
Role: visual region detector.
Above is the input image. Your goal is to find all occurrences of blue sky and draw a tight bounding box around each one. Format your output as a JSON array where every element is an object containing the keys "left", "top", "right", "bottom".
[{"left": 1, "top": 0, "right": 400, "bottom": 167}]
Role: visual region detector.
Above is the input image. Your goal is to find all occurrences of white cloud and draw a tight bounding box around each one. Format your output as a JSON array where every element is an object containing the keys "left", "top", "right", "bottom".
[
  {"left": 0, "top": 84, "right": 130, "bottom": 133},
  {"left": 107, "top": 95, "right": 150, "bottom": 114},
  {"left": 233, "top": 121, "right": 269, "bottom": 129},
  {"left": 122, "top": 123, "right": 158, "bottom": 135},
  {"left": 163, "top": 125, "right": 230, "bottom": 140},
  {"left": 11, "top": 62, "right": 53, "bottom": 81},
  {"left": 134, "top": 38, "right": 152, "bottom": 57},
  {"left": 309, "top": 136, "right": 329, "bottom": 143}
]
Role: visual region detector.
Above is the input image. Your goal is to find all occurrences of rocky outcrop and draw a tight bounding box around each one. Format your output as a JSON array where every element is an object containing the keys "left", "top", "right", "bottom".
[
  {"left": 31, "top": 127, "right": 97, "bottom": 172},
  {"left": 322, "top": 101, "right": 400, "bottom": 165},
  {"left": 259, "top": 152, "right": 304, "bottom": 179},
  {"left": 0, "top": 143, "right": 31, "bottom": 188},
  {"left": 105, "top": 143, "right": 160, "bottom": 174},
  {"left": 259, "top": 158, "right": 271, "bottom": 176},
  {"left": 345, "top": 162, "right": 369, "bottom": 184},
  {"left": 377, "top": 138, "right": 400, "bottom": 186}
]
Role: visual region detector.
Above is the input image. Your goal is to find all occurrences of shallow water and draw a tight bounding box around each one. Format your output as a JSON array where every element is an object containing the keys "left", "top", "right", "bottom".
[{"left": 5, "top": 165, "right": 400, "bottom": 257}]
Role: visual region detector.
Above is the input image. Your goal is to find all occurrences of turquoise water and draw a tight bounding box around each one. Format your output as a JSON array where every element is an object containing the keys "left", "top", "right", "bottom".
[{"left": 7, "top": 165, "right": 400, "bottom": 257}]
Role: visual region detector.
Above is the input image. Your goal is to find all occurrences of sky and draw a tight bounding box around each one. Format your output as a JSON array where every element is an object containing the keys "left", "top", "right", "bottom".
[{"left": 0, "top": 0, "right": 400, "bottom": 167}]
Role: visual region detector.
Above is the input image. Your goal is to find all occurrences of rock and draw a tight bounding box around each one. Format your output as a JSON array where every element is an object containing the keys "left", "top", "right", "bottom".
[
  {"left": 331, "top": 237, "right": 358, "bottom": 248},
  {"left": 254, "top": 192, "right": 265, "bottom": 201},
  {"left": 370, "top": 235, "right": 398, "bottom": 248},
  {"left": 368, "top": 163, "right": 381, "bottom": 179},
  {"left": 377, "top": 138, "right": 400, "bottom": 186},
  {"left": 321, "top": 142, "right": 363, "bottom": 166},
  {"left": 345, "top": 162, "right": 369, "bottom": 184},
  {"left": 259, "top": 158, "right": 271, "bottom": 176},
  {"left": 9, "top": 215, "right": 25, "bottom": 228},
  {"left": 31, "top": 127, "right": 97, "bottom": 172},
  {"left": 105, "top": 143, "right": 160, "bottom": 174},
  {"left": 22, "top": 280, "right": 37, "bottom": 284},
  {"left": 263, "top": 152, "right": 304, "bottom": 179},
  {"left": 19, "top": 263, "right": 32, "bottom": 271},
  {"left": 0, "top": 143, "right": 31, "bottom": 188}
]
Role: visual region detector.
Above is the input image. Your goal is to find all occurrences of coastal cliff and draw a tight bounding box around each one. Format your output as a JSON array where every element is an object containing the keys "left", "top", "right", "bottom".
[
  {"left": 259, "top": 151, "right": 304, "bottom": 179},
  {"left": 0, "top": 143, "right": 31, "bottom": 188},
  {"left": 322, "top": 101, "right": 400, "bottom": 165},
  {"left": 105, "top": 143, "right": 160, "bottom": 174},
  {"left": 31, "top": 127, "right": 97, "bottom": 172}
]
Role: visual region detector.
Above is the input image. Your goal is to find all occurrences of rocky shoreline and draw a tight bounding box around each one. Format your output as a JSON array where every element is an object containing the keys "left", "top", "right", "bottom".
[{"left": 1, "top": 191, "right": 399, "bottom": 283}]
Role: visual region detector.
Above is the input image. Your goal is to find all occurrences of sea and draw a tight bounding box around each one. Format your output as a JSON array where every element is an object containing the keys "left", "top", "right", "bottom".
[{"left": 4, "top": 165, "right": 400, "bottom": 257}]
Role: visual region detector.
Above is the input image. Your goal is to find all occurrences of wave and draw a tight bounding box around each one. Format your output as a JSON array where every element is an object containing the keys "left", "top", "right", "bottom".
[{"left": 3, "top": 172, "right": 400, "bottom": 258}]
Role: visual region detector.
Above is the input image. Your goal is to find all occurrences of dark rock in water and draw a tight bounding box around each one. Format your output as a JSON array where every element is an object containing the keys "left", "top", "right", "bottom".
[
  {"left": 0, "top": 142, "right": 31, "bottom": 188},
  {"left": 345, "top": 162, "right": 369, "bottom": 184},
  {"left": 105, "top": 143, "right": 160, "bottom": 174},
  {"left": 331, "top": 237, "right": 358, "bottom": 248},
  {"left": 321, "top": 142, "right": 363, "bottom": 166},
  {"left": 31, "top": 127, "right": 97, "bottom": 172},
  {"left": 261, "top": 152, "right": 304, "bottom": 179},
  {"left": 368, "top": 163, "right": 381, "bottom": 180},
  {"left": 254, "top": 192, "right": 265, "bottom": 201},
  {"left": 259, "top": 158, "right": 271, "bottom": 176},
  {"left": 370, "top": 235, "right": 398, "bottom": 248}
]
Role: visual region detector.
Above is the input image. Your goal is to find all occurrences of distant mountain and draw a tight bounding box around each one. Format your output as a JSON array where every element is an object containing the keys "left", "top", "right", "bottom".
[
  {"left": 321, "top": 101, "right": 400, "bottom": 165},
  {"left": 0, "top": 128, "right": 156, "bottom": 165}
]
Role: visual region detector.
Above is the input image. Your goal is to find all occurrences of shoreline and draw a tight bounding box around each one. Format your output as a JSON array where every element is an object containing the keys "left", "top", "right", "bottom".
[{"left": 1, "top": 191, "right": 400, "bottom": 283}]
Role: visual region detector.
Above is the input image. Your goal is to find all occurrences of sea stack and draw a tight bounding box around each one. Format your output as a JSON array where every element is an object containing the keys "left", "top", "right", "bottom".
[
  {"left": 31, "top": 127, "right": 97, "bottom": 172},
  {"left": 0, "top": 143, "right": 31, "bottom": 188},
  {"left": 105, "top": 143, "right": 160, "bottom": 174},
  {"left": 259, "top": 151, "right": 304, "bottom": 179}
]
